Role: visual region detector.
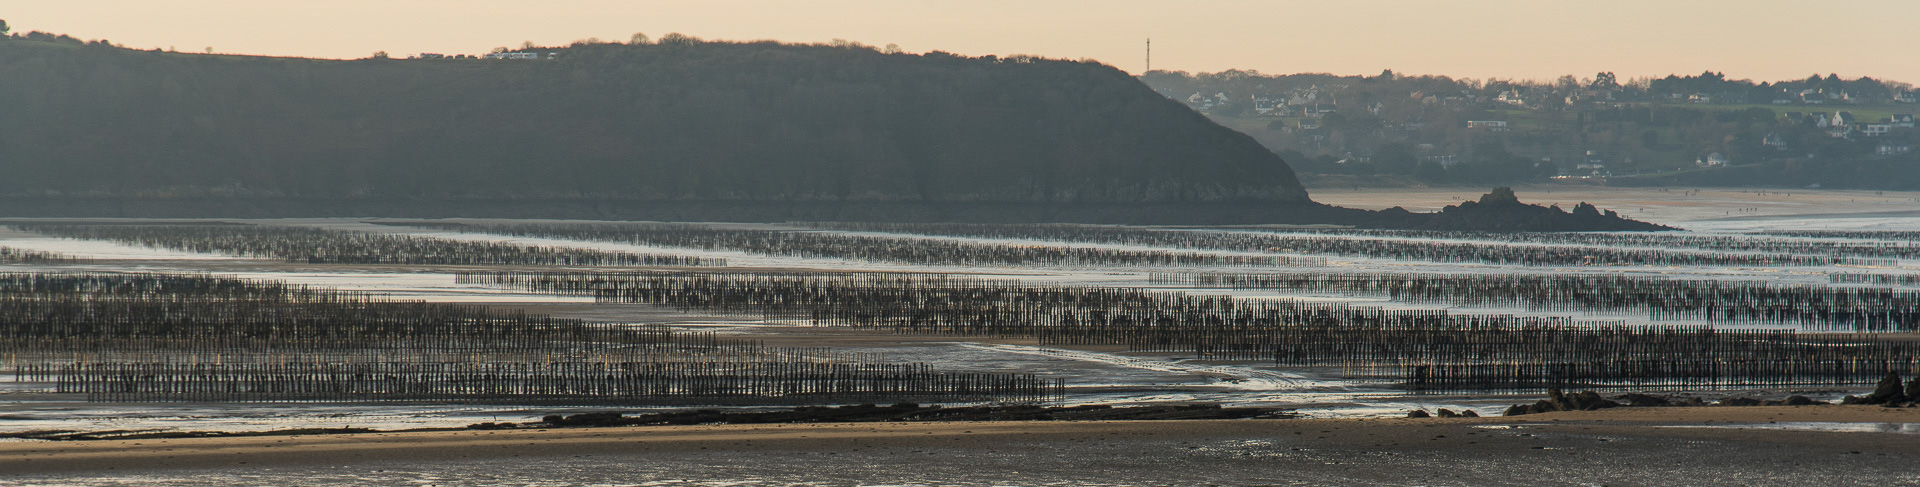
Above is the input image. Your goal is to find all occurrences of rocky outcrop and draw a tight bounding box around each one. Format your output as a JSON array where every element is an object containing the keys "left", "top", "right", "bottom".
[
  {"left": 1410, "top": 188, "right": 1676, "bottom": 232},
  {"left": 1501, "top": 388, "right": 1837, "bottom": 416},
  {"left": 1842, "top": 372, "right": 1917, "bottom": 406}
]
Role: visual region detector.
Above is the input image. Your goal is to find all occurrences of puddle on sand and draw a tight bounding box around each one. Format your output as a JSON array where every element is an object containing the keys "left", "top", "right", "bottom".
[{"left": 1662, "top": 422, "right": 1920, "bottom": 434}]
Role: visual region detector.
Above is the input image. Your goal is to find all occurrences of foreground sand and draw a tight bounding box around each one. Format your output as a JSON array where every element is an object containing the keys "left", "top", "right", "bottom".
[{"left": 7, "top": 406, "right": 1918, "bottom": 485}]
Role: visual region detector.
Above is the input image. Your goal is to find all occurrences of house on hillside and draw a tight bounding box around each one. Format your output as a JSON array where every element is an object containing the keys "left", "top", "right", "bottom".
[
  {"left": 1467, "top": 120, "right": 1509, "bottom": 131},
  {"left": 416, "top": 53, "right": 446, "bottom": 59},
  {"left": 1832, "top": 111, "right": 1856, "bottom": 127},
  {"left": 1861, "top": 123, "right": 1894, "bottom": 137},
  {"left": 1251, "top": 94, "right": 1285, "bottom": 114},
  {"left": 1697, "top": 152, "right": 1730, "bottom": 167},
  {"left": 1575, "top": 152, "right": 1607, "bottom": 177},
  {"left": 1420, "top": 154, "right": 1460, "bottom": 168},
  {"left": 1829, "top": 124, "right": 1854, "bottom": 139},
  {"left": 1688, "top": 93, "right": 1713, "bottom": 103},
  {"left": 1763, "top": 133, "right": 1789, "bottom": 150},
  {"left": 1880, "top": 142, "right": 1912, "bottom": 155},
  {"left": 1892, "top": 114, "right": 1916, "bottom": 128},
  {"left": 482, "top": 52, "right": 545, "bottom": 60},
  {"left": 1497, "top": 90, "right": 1526, "bottom": 107},
  {"left": 1897, "top": 91, "right": 1918, "bottom": 103},
  {"left": 1184, "top": 92, "right": 1220, "bottom": 110},
  {"left": 1788, "top": 112, "right": 1828, "bottom": 128},
  {"left": 1583, "top": 150, "right": 1607, "bottom": 168}
]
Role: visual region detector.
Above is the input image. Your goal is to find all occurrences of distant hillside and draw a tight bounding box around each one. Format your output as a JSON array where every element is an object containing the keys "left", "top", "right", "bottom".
[{"left": 0, "top": 38, "right": 1307, "bottom": 213}]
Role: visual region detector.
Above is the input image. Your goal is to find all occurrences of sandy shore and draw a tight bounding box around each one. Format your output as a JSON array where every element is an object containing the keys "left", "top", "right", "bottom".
[{"left": 7, "top": 406, "right": 1918, "bottom": 485}]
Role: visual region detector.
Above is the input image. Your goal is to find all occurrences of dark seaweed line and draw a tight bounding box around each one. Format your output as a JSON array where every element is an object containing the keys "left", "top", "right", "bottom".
[
  {"left": 1205, "top": 227, "right": 1919, "bottom": 261},
  {"left": 1153, "top": 271, "right": 1920, "bottom": 331},
  {"left": 809, "top": 222, "right": 1857, "bottom": 267},
  {"left": 400, "top": 221, "right": 1324, "bottom": 268},
  {"left": 0, "top": 247, "right": 88, "bottom": 264},
  {"left": 50, "top": 361, "right": 1060, "bottom": 405},
  {"left": 457, "top": 270, "right": 1920, "bottom": 391},
  {"left": 12, "top": 224, "right": 724, "bottom": 267},
  {"left": 5, "top": 273, "right": 1057, "bottom": 405}
]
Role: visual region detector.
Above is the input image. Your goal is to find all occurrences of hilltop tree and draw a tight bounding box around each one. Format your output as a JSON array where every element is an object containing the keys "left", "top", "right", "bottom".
[
  {"left": 1, "top": 19, "right": 11, "bottom": 37},
  {"left": 629, "top": 32, "right": 651, "bottom": 45},
  {"left": 658, "top": 33, "right": 700, "bottom": 46},
  {"left": 1590, "top": 72, "right": 1619, "bottom": 90}
]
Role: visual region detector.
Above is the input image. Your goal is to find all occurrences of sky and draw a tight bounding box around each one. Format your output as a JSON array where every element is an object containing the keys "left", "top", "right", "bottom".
[{"left": 8, "top": 1, "right": 1917, "bottom": 84}]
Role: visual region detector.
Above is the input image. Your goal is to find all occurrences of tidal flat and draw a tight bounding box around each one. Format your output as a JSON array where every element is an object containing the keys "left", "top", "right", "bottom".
[{"left": 5, "top": 187, "right": 1920, "bottom": 484}]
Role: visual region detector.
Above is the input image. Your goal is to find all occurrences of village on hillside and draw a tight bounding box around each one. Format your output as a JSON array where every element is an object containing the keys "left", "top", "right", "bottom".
[{"left": 1145, "top": 70, "right": 1919, "bottom": 188}]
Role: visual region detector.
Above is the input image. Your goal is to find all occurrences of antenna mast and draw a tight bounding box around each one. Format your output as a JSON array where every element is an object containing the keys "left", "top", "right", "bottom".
[{"left": 1145, "top": 38, "right": 1152, "bottom": 74}]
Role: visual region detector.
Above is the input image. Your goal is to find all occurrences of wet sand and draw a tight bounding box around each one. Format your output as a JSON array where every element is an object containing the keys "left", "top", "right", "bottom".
[{"left": 7, "top": 406, "right": 1918, "bottom": 485}]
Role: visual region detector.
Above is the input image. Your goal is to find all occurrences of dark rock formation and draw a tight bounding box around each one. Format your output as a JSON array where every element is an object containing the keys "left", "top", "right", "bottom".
[
  {"left": 1500, "top": 388, "right": 1841, "bottom": 416},
  {"left": 1408, "top": 409, "right": 1432, "bottom": 418},
  {"left": 1781, "top": 395, "right": 1822, "bottom": 406},
  {"left": 1618, "top": 393, "right": 1671, "bottom": 407},
  {"left": 530, "top": 403, "right": 1297, "bottom": 428},
  {"left": 1869, "top": 372, "right": 1906, "bottom": 403},
  {"left": 1410, "top": 188, "right": 1676, "bottom": 232},
  {"left": 1844, "top": 372, "right": 1912, "bottom": 405}
]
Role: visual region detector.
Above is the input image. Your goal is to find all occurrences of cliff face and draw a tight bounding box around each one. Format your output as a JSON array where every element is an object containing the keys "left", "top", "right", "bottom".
[{"left": 0, "top": 40, "right": 1309, "bottom": 207}]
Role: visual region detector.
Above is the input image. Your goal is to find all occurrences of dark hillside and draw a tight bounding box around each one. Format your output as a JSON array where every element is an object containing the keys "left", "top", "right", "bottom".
[{"left": 0, "top": 39, "right": 1307, "bottom": 216}]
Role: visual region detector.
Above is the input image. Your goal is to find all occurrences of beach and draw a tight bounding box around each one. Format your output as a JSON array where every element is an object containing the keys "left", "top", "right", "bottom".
[{"left": 7, "top": 406, "right": 1919, "bottom": 485}]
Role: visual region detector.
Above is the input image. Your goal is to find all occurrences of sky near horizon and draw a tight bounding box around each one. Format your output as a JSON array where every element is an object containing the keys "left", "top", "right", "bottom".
[{"left": 9, "top": 1, "right": 1917, "bottom": 84}]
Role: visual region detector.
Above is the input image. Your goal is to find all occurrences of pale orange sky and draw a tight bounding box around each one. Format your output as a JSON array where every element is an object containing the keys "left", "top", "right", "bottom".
[{"left": 9, "top": 1, "right": 1917, "bottom": 83}]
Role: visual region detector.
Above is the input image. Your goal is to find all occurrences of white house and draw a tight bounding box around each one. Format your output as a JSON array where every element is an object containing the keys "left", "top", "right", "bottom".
[
  {"left": 1832, "top": 111, "right": 1856, "bottom": 127},
  {"left": 1891, "top": 114, "right": 1916, "bottom": 128}
]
